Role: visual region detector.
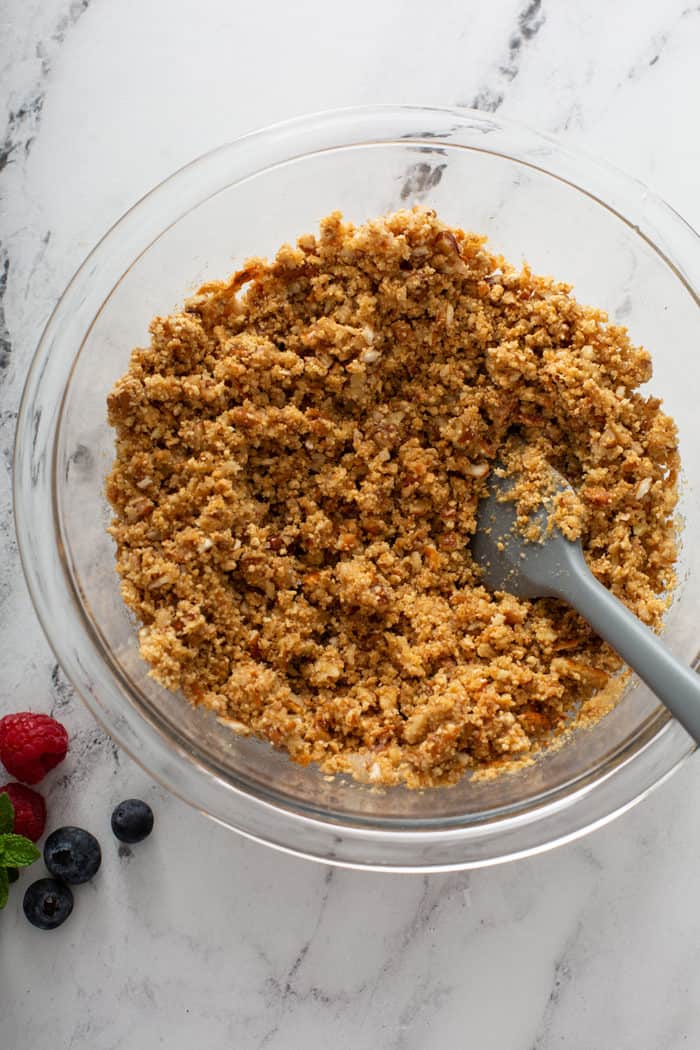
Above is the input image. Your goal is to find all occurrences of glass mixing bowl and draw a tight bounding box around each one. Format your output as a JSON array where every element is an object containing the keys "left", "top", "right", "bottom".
[{"left": 14, "top": 106, "right": 700, "bottom": 871}]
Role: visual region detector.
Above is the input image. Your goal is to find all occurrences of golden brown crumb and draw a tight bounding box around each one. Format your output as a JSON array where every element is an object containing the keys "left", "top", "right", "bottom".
[
  {"left": 105, "top": 208, "right": 679, "bottom": 788},
  {"left": 498, "top": 439, "right": 588, "bottom": 543}
]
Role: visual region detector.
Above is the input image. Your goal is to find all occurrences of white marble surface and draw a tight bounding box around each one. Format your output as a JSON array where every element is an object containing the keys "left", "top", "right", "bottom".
[{"left": 2, "top": 1, "right": 700, "bottom": 1046}]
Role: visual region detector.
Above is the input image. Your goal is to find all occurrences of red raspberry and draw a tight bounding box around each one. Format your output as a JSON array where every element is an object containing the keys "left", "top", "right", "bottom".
[
  {"left": 0, "top": 713, "right": 69, "bottom": 785},
  {"left": 0, "top": 783, "right": 47, "bottom": 842}
]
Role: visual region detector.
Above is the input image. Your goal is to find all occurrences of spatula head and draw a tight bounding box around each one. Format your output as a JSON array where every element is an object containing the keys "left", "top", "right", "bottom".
[{"left": 472, "top": 465, "right": 585, "bottom": 600}]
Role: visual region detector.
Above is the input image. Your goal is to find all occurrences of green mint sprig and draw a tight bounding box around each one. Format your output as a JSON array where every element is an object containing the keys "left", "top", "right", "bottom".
[{"left": 0, "top": 793, "right": 41, "bottom": 909}]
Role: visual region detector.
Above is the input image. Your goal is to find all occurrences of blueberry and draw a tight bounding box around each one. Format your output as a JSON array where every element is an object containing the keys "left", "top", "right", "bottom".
[
  {"left": 44, "top": 826, "right": 102, "bottom": 884},
  {"left": 7, "top": 867, "right": 19, "bottom": 884},
  {"left": 111, "top": 799, "right": 154, "bottom": 844},
  {"left": 23, "top": 878, "right": 74, "bottom": 930}
]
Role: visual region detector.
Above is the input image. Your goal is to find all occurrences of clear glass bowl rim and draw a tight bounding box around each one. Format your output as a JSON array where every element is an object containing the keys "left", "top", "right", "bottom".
[{"left": 13, "top": 104, "right": 699, "bottom": 871}]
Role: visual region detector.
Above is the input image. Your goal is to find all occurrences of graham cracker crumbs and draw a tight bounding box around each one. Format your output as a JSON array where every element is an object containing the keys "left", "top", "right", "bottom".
[
  {"left": 106, "top": 208, "right": 679, "bottom": 788},
  {"left": 498, "top": 440, "right": 588, "bottom": 543}
]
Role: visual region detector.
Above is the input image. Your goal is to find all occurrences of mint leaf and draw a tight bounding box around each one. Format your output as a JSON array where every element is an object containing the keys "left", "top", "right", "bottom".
[
  {"left": 0, "top": 868, "right": 8, "bottom": 910},
  {"left": 0, "top": 834, "right": 40, "bottom": 868},
  {"left": 0, "top": 793, "right": 13, "bottom": 835}
]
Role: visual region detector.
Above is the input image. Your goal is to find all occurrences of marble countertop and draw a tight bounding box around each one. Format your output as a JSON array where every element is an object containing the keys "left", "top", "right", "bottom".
[{"left": 2, "top": 1, "right": 700, "bottom": 1046}]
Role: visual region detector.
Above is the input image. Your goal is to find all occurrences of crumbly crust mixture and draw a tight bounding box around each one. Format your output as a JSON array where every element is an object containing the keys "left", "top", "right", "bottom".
[
  {"left": 106, "top": 208, "right": 679, "bottom": 787},
  {"left": 499, "top": 440, "right": 589, "bottom": 544}
]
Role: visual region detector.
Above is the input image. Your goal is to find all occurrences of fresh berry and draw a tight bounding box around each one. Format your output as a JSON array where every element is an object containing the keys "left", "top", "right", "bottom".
[
  {"left": 44, "top": 827, "right": 101, "bottom": 884},
  {"left": 111, "top": 799, "right": 154, "bottom": 844},
  {"left": 0, "top": 713, "right": 68, "bottom": 785},
  {"left": 23, "top": 878, "right": 73, "bottom": 930},
  {"left": 0, "top": 783, "right": 46, "bottom": 841},
  {"left": 7, "top": 867, "right": 19, "bottom": 884}
]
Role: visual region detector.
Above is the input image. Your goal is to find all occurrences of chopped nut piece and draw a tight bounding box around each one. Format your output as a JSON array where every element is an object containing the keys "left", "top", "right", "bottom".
[
  {"left": 124, "top": 497, "right": 153, "bottom": 522},
  {"left": 360, "top": 348, "right": 381, "bottom": 364},
  {"left": 465, "top": 461, "right": 490, "bottom": 478},
  {"left": 148, "top": 574, "right": 172, "bottom": 590}
]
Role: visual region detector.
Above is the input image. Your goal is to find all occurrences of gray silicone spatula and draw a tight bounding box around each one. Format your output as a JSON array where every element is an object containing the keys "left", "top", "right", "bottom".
[{"left": 472, "top": 465, "right": 700, "bottom": 743}]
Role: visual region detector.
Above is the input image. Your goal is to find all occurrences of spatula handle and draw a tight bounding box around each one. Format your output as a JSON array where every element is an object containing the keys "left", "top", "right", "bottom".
[{"left": 557, "top": 568, "right": 700, "bottom": 744}]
